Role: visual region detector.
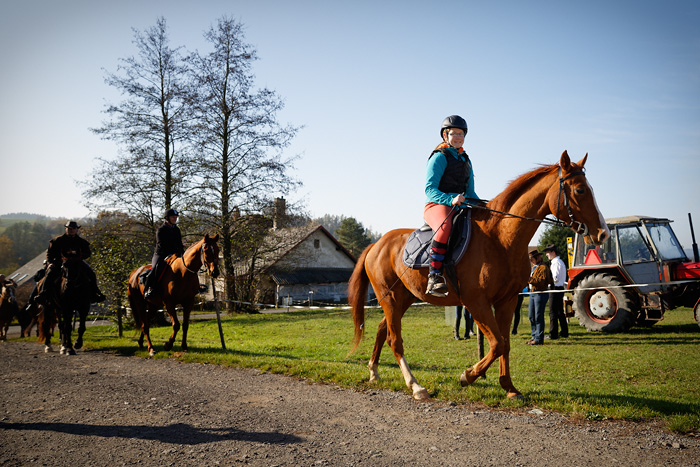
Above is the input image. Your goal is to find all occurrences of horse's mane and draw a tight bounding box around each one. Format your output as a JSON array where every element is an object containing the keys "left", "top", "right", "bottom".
[{"left": 488, "top": 163, "right": 559, "bottom": 214}]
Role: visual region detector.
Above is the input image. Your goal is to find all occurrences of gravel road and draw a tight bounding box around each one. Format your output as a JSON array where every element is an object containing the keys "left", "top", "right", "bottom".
[{"left": 1, "top": 340, "right": 698, "bottom": 466}]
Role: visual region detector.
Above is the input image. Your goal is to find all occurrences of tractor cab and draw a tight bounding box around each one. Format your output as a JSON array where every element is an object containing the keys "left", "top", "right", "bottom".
[{"left": 568, "top": 216, "right": 700, "bottom": 332}]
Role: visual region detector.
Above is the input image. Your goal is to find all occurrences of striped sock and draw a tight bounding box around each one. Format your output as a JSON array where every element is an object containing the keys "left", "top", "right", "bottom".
[{"left": 429, "top": 240, "right": 448, "bottom": 273}]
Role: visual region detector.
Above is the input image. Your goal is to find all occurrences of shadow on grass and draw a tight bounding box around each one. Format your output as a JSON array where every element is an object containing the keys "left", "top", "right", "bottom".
[
  {"left": 0, "top": 421, "right": 302, "bottom": 445},
  {"left": 527, "top": 388, "right": 700, "bottom": 417}
]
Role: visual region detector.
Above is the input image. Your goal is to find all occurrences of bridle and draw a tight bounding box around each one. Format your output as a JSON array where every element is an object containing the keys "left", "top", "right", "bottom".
[{"left": 556, "top": 166, "right": 589, "bottom": 236}]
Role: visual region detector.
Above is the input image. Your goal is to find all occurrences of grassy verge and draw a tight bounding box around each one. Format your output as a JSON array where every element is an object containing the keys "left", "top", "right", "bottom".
[{"left": 69, "top": 304, "right": 699, "bottom": 434}]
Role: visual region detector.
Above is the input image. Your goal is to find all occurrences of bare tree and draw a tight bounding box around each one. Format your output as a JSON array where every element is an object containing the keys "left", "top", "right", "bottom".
[
  {"left": 187, "top": 17, "right": 301, "bottom": 312},
  {"left": 85, "top": 17, "right": 193, "bottom": 231}
]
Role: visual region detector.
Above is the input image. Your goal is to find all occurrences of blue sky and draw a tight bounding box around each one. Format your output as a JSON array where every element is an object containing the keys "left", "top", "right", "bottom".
[{"left": 1, "top": 1, "right": 699, "bottom": 248}]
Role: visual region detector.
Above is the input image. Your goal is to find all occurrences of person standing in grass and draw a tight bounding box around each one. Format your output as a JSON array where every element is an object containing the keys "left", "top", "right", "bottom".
[{"left": 526, "top": 249, "right": 552, "bottom": 345}]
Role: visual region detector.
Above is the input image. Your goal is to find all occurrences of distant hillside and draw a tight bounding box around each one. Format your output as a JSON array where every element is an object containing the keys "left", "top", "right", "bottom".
[{"left": 0, "top": 212, "right": 55, "bottom": 220}]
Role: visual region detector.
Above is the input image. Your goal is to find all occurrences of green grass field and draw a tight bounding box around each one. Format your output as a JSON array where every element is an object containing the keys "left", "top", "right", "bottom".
[{"left": 71, "top": 303, "right": 700, "bottom": 434}]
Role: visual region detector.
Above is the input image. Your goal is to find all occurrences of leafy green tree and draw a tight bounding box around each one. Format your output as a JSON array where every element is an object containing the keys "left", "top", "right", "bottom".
[
  {"left": 335, "top": 217, "right": 372, "bottom": 257},
  {"left": 1, "top": 221, "right": 60, "bottom": 264},
  {"left": 314, "top": 214, "right": 381, "bottom": 243},
  {"left": 538, "top": 224, "right": 573, "bottom": 266},
  {"left": 83, "top": 211, "right": 153, "bottom": 317},
  {"left": 0, "top": 236, "right": 18, "bottom": 274}
]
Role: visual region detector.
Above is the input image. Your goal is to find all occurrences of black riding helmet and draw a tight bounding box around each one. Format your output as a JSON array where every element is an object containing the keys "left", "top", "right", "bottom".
[
  {"left": 164, "top": 208, "right": 179, "bottom": 218},
  {"left": 440, "top": 115, "right": 468, "bottom": 138}
]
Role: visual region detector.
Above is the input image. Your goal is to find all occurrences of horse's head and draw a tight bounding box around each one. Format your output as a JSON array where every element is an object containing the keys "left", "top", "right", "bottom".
[
  {"left": 549, "top": 150, "right": 610, "bottom": 245},
  {"left": 201, "top": 234, "right": 221, "bottom": 278},
  {"left": 1, "top": 283, "right": 16, "bottom": 304}
]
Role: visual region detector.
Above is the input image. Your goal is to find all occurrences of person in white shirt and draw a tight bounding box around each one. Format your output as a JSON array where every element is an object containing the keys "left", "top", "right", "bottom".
[{"left": 544, "top": 244, "right": 569, "bottom": 339}]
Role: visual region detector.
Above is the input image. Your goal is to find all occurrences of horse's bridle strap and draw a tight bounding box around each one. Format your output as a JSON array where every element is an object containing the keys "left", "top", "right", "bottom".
[{"left": 557, "top": 167, "right": 588, "bottom": 236}]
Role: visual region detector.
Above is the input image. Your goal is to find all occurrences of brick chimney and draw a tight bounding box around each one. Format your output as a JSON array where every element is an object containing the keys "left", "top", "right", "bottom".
[{"left": 273, "top": 197, "right": 286, "bottom": 230}]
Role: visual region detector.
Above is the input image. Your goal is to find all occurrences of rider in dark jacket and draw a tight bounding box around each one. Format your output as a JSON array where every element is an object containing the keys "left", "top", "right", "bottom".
[
  {"left": 36, "top": 221, "right": 105, "bottom": 304},
  {"left": 144, "top": 208, "right": 185, "bottom": 300}
]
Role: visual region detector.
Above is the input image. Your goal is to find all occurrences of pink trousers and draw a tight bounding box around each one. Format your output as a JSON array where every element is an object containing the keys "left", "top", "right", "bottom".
[{"left": 423, "top": 203, "right": 454, "bottom": 244}]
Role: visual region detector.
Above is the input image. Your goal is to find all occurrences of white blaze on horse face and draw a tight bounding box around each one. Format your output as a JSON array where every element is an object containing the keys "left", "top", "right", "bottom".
[{"left": 585, "top": 178, "right": 610, "bottom": 244}]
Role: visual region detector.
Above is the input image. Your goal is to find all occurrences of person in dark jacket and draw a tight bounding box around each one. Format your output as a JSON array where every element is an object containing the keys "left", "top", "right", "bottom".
[
  {"left": 25, "top": 260, "right": 48, "bottom": 312},
  {"left": 36, "top": 221, "right": 105, "bottom": 304},
  {"left": 143, "top": 208, "right": 185, "bottom": 300}
]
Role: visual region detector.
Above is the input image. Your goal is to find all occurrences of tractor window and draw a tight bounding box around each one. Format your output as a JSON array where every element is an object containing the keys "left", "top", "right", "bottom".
[
  {"left": 574, "top": 232, "right": 616, "bottom": 266},
  {"left": 646, "top": 223, "right": 687, "bottom": 261},
  {"left": 618, "top": 226, "right": 653, "bottom": 263}
]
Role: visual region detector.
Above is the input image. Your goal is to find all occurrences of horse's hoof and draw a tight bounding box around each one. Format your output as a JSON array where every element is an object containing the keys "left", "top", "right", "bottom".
[
  {"left": 163, "top": 342, "right": 173, "bottom": 351},
  {"left": 60, "top": 346, "right": 67, "bottom": 355},
  {"left": 44, "top": 345, "right": 53, "bottom": 353},
  {"left": 149, "top": 349, "right": 157, "bottom": 357},
  {"left": 460, "top": 368, "right": 478, "bottom": 387},
  {"left": 413, "top": 388, "right": 430, "bottom": 401},
  {"left": 67, "top": 348, "right": 77, "bottom": 356},
  {"left": 73, "top": 340, "right": 82, "bottom": 350},
  {"left": 507, "top": 392, "right": 524, "bottom": 400}
]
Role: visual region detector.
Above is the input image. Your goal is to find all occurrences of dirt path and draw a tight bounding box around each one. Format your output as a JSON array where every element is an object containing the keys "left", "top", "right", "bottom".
[{"left": 1, "top": 340, "right": 698, "bottom": 466}]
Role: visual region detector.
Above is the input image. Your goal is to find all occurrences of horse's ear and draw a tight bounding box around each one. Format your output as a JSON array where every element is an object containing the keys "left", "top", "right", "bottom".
[
  {"left": 560, "top": 150, "right": 571, "bottom": 170},
  {"left": 576, "top": 153, "right": 588, "bottom": 168},
  {"left": 212, "top": 234, "right": 220, "bottom": 242}
]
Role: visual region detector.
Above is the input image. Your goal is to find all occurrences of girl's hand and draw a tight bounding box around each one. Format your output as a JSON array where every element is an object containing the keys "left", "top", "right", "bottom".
[{"left": 451, "top": 194, "right": 466, "bottom": 206}]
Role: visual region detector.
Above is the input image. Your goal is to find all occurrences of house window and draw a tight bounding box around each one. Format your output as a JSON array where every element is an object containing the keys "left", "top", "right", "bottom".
[{"left": 314, "top": 239, "right": 320, "bottom": 249}]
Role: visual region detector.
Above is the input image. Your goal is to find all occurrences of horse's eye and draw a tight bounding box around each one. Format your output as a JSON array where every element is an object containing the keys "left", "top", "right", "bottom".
[{"left": 574, "top": 187, "right": 585, "bottom": 195}]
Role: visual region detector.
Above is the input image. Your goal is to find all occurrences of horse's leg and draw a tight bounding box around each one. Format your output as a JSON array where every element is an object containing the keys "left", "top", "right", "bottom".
[
  {"left": 459, "top": 298, "right": 507, "bottom": 388},
  {"left": 383, "top": 293, "right": 429, "bottom": 401},
  {"left": 368, "top": 317, "right": 388, "bottom": 382},
  {"left": 60, "top": 309, "right": 76, "bottom": 355},
  {"left": 162, "top": 304, "right": 180, "bottom": 352},
  {"left": 493, "top": 298, "right": 521, "bottom": 399},
  {"left": 180, "top": 301, "right": 194, "bottom": 351},
  {"left": 73, "top": 304, "right": 88, "bottom": 350},
  {"left": 140, "top": 307, "right": 157, "bottom": 356}
]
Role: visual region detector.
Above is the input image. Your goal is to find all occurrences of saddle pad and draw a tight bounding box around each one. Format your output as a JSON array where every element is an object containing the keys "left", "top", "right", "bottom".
[{"left": 402, "top": 208, "right": 472, "bottom": 269}]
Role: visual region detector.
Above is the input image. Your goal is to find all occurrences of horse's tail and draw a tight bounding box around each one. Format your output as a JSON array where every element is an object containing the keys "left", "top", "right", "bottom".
[
  {"left": 127, "top": 267, "right": 147, "bottom": 328},
  {"left": 349, "top": 244, "right": 374, "bottom": 354}
]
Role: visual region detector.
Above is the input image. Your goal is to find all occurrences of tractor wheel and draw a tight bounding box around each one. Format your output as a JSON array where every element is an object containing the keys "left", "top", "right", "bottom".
[
  {"left": 694, "top": 299, "right": 700, "bottom": 329},
  {"left": 573, "top": 273, "right": 637, "bottom": 333}
]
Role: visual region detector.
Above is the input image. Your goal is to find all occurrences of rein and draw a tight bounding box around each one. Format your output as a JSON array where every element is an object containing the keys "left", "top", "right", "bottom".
[{"left": 468, "top": 167, "right": 589, "bottom": 235}]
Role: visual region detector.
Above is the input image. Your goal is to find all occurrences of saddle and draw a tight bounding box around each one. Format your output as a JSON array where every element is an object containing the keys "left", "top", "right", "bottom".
[
  {"left": 138, "top": 255, "right": 177, "bottom": 285},
  {"left": 402, "top": 208, "right": 473, "bottom": 269}
]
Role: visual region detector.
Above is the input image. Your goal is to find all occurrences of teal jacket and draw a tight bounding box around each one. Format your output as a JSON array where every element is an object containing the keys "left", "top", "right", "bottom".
[{"left": 425, "top": 146, "right": 478, "bottom": 207}]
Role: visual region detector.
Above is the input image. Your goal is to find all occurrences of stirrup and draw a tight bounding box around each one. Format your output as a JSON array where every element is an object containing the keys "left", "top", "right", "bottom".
[{"left": 426, "top": 273, "right": 448, "bottom": 297}]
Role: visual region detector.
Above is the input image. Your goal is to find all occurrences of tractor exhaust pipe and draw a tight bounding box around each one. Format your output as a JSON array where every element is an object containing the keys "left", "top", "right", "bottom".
[{"left": 689, "top": 213, "right": 699, "bottom": 263}]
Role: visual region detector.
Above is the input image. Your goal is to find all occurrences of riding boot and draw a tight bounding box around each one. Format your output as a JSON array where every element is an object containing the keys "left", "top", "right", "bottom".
[
  {"left": 426, "top": 271, "right": 448, "bottom": 297},
  {"left": 453, "top": 322, "right": 462, "bottom": 340},
  {"left": 426, "top": 240, "right": 449, "bottom": 297},
  {"left": 92, "top": 288, "right": 106, "bottom": 303}
]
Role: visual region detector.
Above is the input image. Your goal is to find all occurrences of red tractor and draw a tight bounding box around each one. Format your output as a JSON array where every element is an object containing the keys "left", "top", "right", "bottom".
[{"left": 567, "top": 215, "right": 700, "bottom": 332}]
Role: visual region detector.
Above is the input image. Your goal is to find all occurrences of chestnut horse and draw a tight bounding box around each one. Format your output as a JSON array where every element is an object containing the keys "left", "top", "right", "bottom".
[
  {"left": 349, "top": 151, "right": 609, "bottom": 400},
  {"left": 0, "top": 282, "right": 29, "bottom": 340},
  {"left": 128, "top": 234, "right": 220, "bottom": 355}
]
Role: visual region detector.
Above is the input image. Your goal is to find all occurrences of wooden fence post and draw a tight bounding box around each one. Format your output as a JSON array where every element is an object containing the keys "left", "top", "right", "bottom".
[{"left": 211, "top": 277, "right": 226, "bottom": 350}]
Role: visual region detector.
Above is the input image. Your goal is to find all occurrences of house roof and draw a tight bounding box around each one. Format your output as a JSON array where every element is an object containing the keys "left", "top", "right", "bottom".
[
  {"left": 268, "top": 267, "right": 354, "bottom": 285},
  {"left": 260, "top": 224, "right": 356, "bottom": 272},
  {"left": 7, "top": 251, "right": 46, "bottom": 288}
]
